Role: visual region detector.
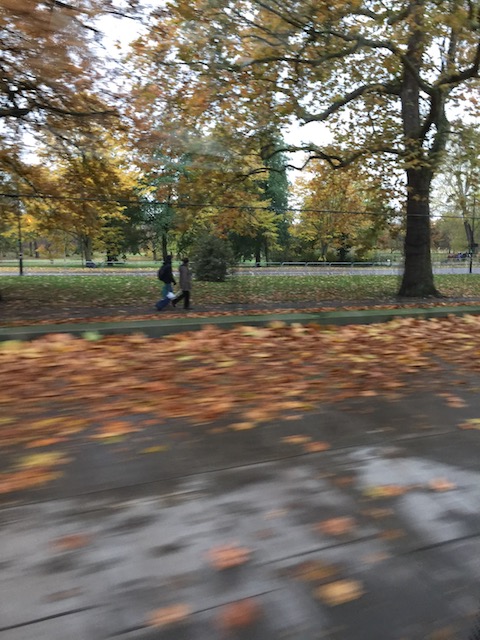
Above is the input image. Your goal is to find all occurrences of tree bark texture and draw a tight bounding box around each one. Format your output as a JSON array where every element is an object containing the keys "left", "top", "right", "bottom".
[
  {"left": 398, "top": 1, "right": 438, "bottom": 297},
  {"left": 399, "top": 167, "right": 439, "bottom": 296}
]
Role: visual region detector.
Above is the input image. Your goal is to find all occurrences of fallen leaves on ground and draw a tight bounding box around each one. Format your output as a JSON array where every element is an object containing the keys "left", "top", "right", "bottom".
[
  {"left": 428, "top": 478, "right": 457, "bottom": 492},
  {"left": 282, "top": 435, "right": 312, "bottom": 445},
  {"left": 208, "top": 544, "right": 252, "bottom": 570},
  {"left": 146, "top": 604, "right": 191, "bottom": 628},
  {"left": 458, "top": 418, "right": 480, "bottom": 430},
  {"left": 304, "top": 441, "right": 330, "bottom": 453},
  {"left": 216, "top": 598, "right": 262, "bottom": 631},
  {"left": 438, "top": 393, "right": 468, "bottom": 408},
  {"left": 293, "top": 560, "right": 339, "bottom": 582},
  {"left": 52, "top": 533, "right": 92, "bottom": 551},
  {"left": 314, "top": 516, "right": 357, "bottom": 536},
  {"left": 314, "top": 579, "right": 365, "bottom": 606},
  {"left": 1, "top": 315, "right": 480, "bottom": 494},
  {"left": 363, "top": 485, "right": 410, "bottom": 499}
]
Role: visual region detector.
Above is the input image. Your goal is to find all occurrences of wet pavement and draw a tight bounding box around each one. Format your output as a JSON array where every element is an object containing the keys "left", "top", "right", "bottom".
[{"left": 1, "top": 385, "right": 480, "bottom": 639}]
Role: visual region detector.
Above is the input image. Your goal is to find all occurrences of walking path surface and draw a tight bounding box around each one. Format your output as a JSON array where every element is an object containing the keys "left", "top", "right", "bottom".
[{"left": 1, "top": 301, "right": 480, "bottom": 639}]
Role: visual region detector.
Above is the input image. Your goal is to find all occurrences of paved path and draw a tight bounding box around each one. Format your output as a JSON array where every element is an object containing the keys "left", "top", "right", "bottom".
[{"left": 2, "top": 388, "right": 480, "bottom": 639}]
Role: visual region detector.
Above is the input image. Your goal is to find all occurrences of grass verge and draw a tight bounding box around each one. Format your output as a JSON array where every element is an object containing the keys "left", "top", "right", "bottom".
[{"left": 1, "top": 273, "right": 480, "bottom": 312}]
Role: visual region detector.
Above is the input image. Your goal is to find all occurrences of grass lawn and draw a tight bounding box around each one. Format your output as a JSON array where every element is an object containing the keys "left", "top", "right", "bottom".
[{"left": 2, "top": 273, "right": 480, "bottom": 312}]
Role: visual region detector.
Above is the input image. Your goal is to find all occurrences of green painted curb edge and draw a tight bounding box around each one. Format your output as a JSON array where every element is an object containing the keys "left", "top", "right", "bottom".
[{"left": 1, "top": 304, "right": 480, "bottom": 342}]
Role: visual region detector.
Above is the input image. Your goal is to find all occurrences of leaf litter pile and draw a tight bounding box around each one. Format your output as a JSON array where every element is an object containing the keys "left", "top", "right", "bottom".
[{"left": 1, "top": 314, "right": 480, "bottom": 495}]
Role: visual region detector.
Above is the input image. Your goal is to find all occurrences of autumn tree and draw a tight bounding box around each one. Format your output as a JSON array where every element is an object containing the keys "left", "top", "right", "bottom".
[
  {"left": 124, "top": 15, "right": 288, "bottom": 255},
  {"left": 0, "top": 0, "right": 145, "bottom": 270},
  {"left": 431, "top": 121, "right": 480, "bottom": 253},
  {"left": 125, "top": 96, "right": 281, "bottom": 256},
  {"left": 22, "top": 126, "right": 140, "bottom": 261},
  {"left": 131, "top": 0, "right": 480, "bottom": 296},
  {"left": 0, "top": 0, "right": 133, "bottom": 164},
  {"left": 295, "top": 162, "right": 391, "bottom": 261}
]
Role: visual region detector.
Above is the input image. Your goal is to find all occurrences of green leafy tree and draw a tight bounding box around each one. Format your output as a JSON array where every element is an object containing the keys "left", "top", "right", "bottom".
[
  {"left": 261, "top": 135, "right": 291, "bottom": 261},
  {"left": 191, "top": 234, "right": 236, "bottom": 281}
]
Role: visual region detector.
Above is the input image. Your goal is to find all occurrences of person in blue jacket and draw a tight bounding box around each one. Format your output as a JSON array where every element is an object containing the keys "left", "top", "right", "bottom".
[{"left": 155, "top": 255, "right": 176, "bottom": 311}]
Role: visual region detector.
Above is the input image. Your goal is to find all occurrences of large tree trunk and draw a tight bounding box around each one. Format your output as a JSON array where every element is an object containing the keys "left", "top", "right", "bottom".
[
  {"left": 398, "top": 167, "right": 439, "bottom": 297},
  {"left": 161, "top": 232, "right": 168, "bottom": 261},
  {"left": 398, "top": 1, "right": 438, "bottom": 298},
  {"left": 82, "top": 236, "right": 93, "bottom": 262}
]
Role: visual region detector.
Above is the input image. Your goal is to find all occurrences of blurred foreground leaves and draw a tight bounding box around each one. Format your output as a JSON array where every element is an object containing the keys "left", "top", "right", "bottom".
[{"left": 1, "top": 315, "right": 480, "bottom": 494}]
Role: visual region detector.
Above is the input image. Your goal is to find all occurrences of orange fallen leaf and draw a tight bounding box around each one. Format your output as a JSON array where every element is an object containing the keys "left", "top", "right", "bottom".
[
  {"left": 428, "top": 478, "right": 457, "bottom": 492},
  {"left": 147, "top": 604, "right": 191, "bottom": 628},
  {"left": 293, "top": 560, "right": 339, "bottom": 582},
  {"left": 52, "top": 534, "right": 92, "bottom": 551},
  {"left": 363, "top": 485, "right": 409, "bottom": 499},
  {"left": 458, "top": 418, "right": 480, "bottom": 430},
  {"left": 19, "top": 452, "right": 69, "bottom": 468},
  {"left": 304, "top": 441, "right": 330, "bottom": 453},
  {"left": 0, "top": 469, "right": 63, "bottom": 494},
  {"left": 217, "top": 598, "right": 261, "bottom": 631},
  {"left": 230, "top": 422, "right": 256, "bottom": 431},
  {"left": 282, "top": 435, "right": 311, "bottom": 445},
  {"left": 140, "top": 445, "right": 168, "bottom": 454},
  {"left": 361, "top": 507, "right": 394, "bottom": 519},
  {"left": 333, "top": 475, "right": 354, "bottom": 487},
  {"left": 360, "top": 552, "right": 391, "bottom": 565},
  {"left": 445, "top": 396, "right": 467, "bottom": 408},
  {"left": 208, "top": 544, "right": 252, "bottom": 570},
  {"left": 314, "top": 579, "right": 364, "bottom": 606},
  {"left": 378, "top": 529, "right": 405, "bottom": 541},
  {"left": 314, "top": 516, "right": 356, "bottom": 536},
  {"left": 90, "top": 422, "right": 139, "bottom": 439},
  {"left": 26, "top": 437, "right": 66, "bottom": 448}
]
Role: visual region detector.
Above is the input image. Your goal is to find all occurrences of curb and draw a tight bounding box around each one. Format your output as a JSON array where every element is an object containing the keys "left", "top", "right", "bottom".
[{"left": 2, "top": 305, "right": 480, "bottom": 341}]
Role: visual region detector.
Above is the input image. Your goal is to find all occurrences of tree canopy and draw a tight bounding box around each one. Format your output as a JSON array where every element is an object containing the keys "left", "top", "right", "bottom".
[
  {"left": 128, "top": 0, "right": 480, "bottom": 294},
  {"left": 1, "top": 0, "right": 479, "bottom": 292},
  {"left": 0, "top": 1, "right": 125, "bottom": 159}
]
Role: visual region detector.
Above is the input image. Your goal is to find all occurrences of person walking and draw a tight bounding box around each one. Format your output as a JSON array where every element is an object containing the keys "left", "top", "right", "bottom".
[
  {"left": 172, "top": 257, "right": 192, "bottom": 309},
  {"left": 155, "top": 254, "right": 176, "bottom": 311}
]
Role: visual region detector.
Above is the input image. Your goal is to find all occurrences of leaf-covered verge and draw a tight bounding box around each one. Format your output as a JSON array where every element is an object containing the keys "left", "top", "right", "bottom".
[
  {"left": 2, "top": 274, "right": 480, "bottom": 325},
  {"left": 1, "top": 315, "right": 480, "bottom": 496}
]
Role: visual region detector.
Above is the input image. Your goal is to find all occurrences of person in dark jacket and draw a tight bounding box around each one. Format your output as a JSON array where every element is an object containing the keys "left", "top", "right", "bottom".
[
  {"left": 155, "top": 255, "right": 176, "bottom": 311},
  {"left": 172, "top": 257, "right": 192, "bottom": 309}
]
